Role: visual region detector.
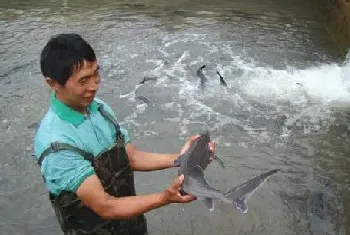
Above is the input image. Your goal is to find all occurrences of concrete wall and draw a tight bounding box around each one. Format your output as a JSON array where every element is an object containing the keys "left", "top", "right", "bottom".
[{"left": 321, "top": 0, "right": 350, "bottom": 56}]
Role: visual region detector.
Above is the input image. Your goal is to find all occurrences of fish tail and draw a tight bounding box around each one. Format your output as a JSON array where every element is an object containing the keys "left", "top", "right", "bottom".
[{"left": 224, "top": 169, "right": 280, "bottom": 213}]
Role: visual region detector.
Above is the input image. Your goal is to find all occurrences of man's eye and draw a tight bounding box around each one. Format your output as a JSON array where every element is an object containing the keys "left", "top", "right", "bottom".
[{"left": 79, "top": 78, "right": 88, "bottom": 84}]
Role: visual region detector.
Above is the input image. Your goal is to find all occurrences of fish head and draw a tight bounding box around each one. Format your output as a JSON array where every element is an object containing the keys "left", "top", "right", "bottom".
[
  {"left": 185, "top": 130, "right": 211, "bottom": 172},
  {"left": 177, "top": 130, "right": 211, "bottom": 176}
]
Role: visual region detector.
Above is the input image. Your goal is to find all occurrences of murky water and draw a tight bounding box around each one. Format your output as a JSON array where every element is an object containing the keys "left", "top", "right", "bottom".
[{"left": 1, "top": 0, "right": 349, "bottom": 234}]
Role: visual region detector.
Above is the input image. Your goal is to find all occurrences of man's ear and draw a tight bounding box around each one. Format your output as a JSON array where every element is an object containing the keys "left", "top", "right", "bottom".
[{"left": 45, "top": 78, "right": 61, "bottom": 91}]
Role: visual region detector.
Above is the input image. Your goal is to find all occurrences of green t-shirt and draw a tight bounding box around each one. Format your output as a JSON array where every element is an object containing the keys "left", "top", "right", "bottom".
[{"left": 34, "top": 93, "right": 131, "bottom": 195}]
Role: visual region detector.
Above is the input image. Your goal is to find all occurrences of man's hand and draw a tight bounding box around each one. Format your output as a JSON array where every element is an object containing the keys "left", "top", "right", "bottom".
[
  {"left": 77, "top": 174, "right": 196, "bottom": 220},
  {"left": 160, "top": 175, "right": 196, "bottom": 204},
  {"left": 208, "top": 139, "right": 216, "bottom": 163}
]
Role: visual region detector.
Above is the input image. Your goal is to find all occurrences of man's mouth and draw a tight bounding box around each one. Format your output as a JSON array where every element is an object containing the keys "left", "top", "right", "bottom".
[{"left": 84, "top": 95, "right": 94, "bottom": 101}]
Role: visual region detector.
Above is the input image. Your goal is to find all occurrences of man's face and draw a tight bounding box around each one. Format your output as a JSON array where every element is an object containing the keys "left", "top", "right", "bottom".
[{"left": 49, "top": 60, "right": 101, "bottom": 113}]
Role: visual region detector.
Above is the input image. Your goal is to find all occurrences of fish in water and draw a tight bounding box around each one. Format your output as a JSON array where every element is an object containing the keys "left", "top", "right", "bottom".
[
  {"left": 308, "top": 182, "right": 334, "bottom": 234},
  {"left": 140, "top": 76, "right": 158, "bottom": 84},
  {"left": 196, "top": 65, "right": 228, "bottom": 88},
  {"left": 196, "top": 65, "right": 208, "bottom": 87},
  {"left": 135, "top": 95, "right": 151, "bottom": 105},
  {"left": 175, "top": 131, "right": 279, "bottom": 213},
  {"left": 216, "top": 71, "right": 227, "bottom": 87}
]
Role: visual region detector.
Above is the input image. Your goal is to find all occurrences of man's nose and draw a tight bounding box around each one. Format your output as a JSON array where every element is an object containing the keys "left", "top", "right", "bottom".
[{"left": 88, "top": 77, "right": 100, "bottom": 90}]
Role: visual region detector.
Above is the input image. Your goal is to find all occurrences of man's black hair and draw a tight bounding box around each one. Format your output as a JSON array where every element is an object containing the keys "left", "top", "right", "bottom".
[{"left": 40, "top": 33, "right": 96, "bottom": 86}]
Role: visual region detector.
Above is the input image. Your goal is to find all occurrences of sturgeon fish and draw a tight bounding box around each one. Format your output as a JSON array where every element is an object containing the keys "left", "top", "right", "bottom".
[
  {"left": 176, "top": 131, "right": 279, "bottom": 213},
  {"left": 216, "top": 71, "right": 227, "bottom": 87},
  {"left": 196, "top": 65, "right": 208, "bottom": 88}
]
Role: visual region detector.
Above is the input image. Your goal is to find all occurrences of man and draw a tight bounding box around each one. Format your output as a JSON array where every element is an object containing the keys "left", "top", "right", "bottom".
[{"left": 34, "top": 33, "right": 215, "bottom": 235}]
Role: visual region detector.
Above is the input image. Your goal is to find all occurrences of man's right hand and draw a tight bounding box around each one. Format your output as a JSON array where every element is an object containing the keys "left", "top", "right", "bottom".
[
  {"left": 160, "top": 175, "right": 196, "bottom": 204},
  {"left": 77, "top": 173, "right": 196, "bottom": 220}
]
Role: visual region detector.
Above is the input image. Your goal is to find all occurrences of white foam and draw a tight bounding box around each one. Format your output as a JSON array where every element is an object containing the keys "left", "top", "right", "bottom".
[
  {"left": 118, "top": 35, "right": 350, "bottom": 141},
  {"left": 241, "top": 55, "right": 350, "bottom": 104}
]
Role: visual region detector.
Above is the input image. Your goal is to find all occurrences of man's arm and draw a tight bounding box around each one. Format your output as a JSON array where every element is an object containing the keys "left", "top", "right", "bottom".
[
  {"left": 126, "top": 135, "right": 215, "bottom": 172},
  {"left": 126, "top": 143, "right": 179, "bottom": 171},
  {"left": 76, "top": 174, "right": 194, "bottom": 220}
]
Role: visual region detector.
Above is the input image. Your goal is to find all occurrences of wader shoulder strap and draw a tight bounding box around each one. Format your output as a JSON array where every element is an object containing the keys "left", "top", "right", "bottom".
[
  {"left": 38, "top": 142, "right": 94, "bottom": 167},
  {"left": 97, "top": 103, "right": 123, "bottom": 138}
]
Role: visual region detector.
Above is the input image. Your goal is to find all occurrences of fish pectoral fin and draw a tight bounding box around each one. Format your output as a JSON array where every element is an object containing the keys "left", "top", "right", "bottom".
[{"left": 204, "top": 198, "right": 214, "bottom": 211}]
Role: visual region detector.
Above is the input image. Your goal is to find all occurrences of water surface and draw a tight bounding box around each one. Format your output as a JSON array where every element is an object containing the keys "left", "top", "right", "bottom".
[{"left": 0, "top": 1, "right": 349, "bottom": 234}]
